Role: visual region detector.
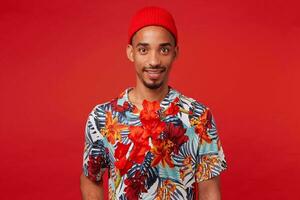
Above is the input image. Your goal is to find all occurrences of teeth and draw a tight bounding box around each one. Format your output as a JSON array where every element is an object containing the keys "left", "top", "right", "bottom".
[{"left": 146, "top": 70, "right": 162, "bottom": 73}]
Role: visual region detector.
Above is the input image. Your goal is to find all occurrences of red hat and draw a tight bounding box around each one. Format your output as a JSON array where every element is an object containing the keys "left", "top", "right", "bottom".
[{"left": 128, "top": 6, "right": 178, "bottom": 45}]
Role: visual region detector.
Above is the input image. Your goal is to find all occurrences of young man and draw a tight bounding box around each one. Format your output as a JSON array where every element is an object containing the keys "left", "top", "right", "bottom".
[{"left": 80, "top": 6, "right": 227, "bottom": 200}]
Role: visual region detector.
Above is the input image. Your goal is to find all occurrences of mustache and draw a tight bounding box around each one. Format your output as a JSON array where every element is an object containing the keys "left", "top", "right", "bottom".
[{"left": 143, "top": 66, "right": 166, "bottom": 71}]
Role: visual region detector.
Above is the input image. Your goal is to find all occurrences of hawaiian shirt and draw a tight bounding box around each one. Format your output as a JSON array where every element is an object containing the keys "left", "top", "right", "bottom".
[{"left": 82, "top": 86, "right": 227, "bottom": 200}]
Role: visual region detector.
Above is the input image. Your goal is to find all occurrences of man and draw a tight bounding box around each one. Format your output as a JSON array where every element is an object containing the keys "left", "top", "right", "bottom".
[{"left": 80, "top": 6, "right": 227, "bottom": 200}]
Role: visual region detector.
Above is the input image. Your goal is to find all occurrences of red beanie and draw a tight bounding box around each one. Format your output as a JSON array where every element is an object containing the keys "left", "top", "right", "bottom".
[{"left": 128, "top": 6, "right": 178, "bottom": 45}]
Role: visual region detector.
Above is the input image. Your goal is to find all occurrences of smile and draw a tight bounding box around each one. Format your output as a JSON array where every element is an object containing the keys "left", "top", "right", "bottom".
[{"left": 144, "top": 69, "right": 165, "bottom": 79}]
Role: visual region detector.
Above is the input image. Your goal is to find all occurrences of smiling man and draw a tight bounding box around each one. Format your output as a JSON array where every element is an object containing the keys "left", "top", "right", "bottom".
[{"left": 80, "top": 6, "right": 227, "bottom": 200}]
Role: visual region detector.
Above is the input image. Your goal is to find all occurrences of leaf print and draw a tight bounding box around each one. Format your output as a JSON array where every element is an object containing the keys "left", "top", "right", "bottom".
[
  {"left": 111, "top": 97, "right": 131, "bottom": 113},
  {"left": 163, "top": 97, "right": 180, "bottom": 116},
  {"left": 156, "top": 179, "right": 176, "bottom": 200},
  {"left": 179, "top": 156, "right": 193, "bottom": 181},
  {"left": 195, "top": 154, "right": 222, "bottom": 182},
  {"left": 82, "top": 87, "right": 227, "bottom": 199}
]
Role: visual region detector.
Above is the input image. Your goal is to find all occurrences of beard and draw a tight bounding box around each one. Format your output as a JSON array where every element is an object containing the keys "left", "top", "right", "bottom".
[
  {"left": 142, "top": 79, "right": 164, "bottom": 89},
  {"left": 140, "top": 65, "right": 166, "bottom": 89}
]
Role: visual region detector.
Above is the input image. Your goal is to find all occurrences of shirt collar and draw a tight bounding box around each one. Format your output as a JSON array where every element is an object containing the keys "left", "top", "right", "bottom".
[{"left": 117, "top": 85, "right": 180, "bottom": 110}]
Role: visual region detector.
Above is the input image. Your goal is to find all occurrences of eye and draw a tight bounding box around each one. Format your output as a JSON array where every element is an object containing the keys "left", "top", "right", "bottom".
[
  {"left": 160, "top": 47, "right": 170, "bottom": 54},
  {"left": 138, "top": 47, "right": 147, "bottom": 55}
]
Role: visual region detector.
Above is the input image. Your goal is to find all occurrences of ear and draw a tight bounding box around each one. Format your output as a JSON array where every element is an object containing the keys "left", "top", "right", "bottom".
[
  {"left": 126, "top": 44, "right": 134, "bottom": 62},
  {"left": 173, "top": 45, "right": 179, "bottom": 60}
]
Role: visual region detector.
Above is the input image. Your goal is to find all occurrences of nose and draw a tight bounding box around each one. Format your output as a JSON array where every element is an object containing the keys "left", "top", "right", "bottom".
[{"left": 148, "top": 51, "right": 161, "bottom": 67}]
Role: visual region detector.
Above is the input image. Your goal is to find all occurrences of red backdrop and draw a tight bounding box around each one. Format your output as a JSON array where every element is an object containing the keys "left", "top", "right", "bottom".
[{"left": 1, "top": 0, "right": 299, "bottom": 199}]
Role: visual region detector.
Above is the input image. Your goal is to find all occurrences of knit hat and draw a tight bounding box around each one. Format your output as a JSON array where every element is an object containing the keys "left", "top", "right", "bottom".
[{"left": 128, "top": 6, "right": 178, "bottom": 45}]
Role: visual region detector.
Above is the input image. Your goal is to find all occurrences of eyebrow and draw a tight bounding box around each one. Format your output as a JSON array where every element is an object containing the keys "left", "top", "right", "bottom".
[
  {"left": 136, "top": 43, "right": 149, "bottom": 48},
  {"left": 160, "top": 42, "right": 172, "bottom": 47},
  {"left": 135, "top": 42, "right": 172, "bottom": 48}
]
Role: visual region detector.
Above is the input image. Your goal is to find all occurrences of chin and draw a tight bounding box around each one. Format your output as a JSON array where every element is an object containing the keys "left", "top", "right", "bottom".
[{"left": 143, "top": 80, "right": 164, "bottom": 89}]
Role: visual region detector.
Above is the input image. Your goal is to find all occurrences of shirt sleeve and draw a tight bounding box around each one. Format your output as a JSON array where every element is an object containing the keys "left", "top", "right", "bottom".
[
  {"left": 82, "top": 105, "right": 109, "bottom": 182},
  {"left": 194, "top": 106, "right": 227, "bottom": 182}
]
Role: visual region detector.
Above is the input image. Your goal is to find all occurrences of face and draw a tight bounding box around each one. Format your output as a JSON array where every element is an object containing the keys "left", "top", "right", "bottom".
[{"left": 126, "top": 26, "right": 178, "bottom": 90}]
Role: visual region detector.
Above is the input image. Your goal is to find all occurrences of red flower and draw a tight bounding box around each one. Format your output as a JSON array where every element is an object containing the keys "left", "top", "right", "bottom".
[
  {"left": 199, "top": 109, "right": 213, "bottom": 129},
  {"left": 128, "top": 126, "right": 150, "bottom": 145},
  {"left": 128, "top": 126, "right": 151, "bottom": 164},
  {"left": 129, "top": 144, "right": 151, "bottom": 164},
  {"left": 115, "top": 157, "right": 133, "bottom": 176},
  {"left": 139, "top": 99, "right": 166, "bottom": 139},
  {"left": 115, "top": 142, "right": 131, "bottom": 160},
  {"left": 111, "top": 98, "right": 130, "bottom": 112},
  {"left": 124, "top": 171, "right": 147, "bottom": 200},
  {"left": 151, "top": 139, "right": 174, "bottom": 168},
  {"left": 87, "top": 155, "right": 103, "bottom": 182},
  {"left": 142, "top": 119, "right": 166, "bottom": 139},
  {"left": 164, "top": 123, "right": 188, "bottom": 154},
  {"left": 114, "top": 143, "right": 132, "bottom": 176},
  {"left": 140, "top": 100, "right": 160, "bottom": 122},
  {"left": 164, "top": 97, "right": 180, "bottom": 116},
  {"left": 193, "top": 109, "right": 213, "bottom": 143}
]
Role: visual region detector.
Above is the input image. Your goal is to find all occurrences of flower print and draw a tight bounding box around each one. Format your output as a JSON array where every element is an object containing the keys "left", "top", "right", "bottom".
[
  {"left": 140, "top": 100, "right": 161, "bottom": 122},
  {"left": 114, "top": 157, "right": 133, "bottom": 177},
  {"left": 114, "top": 141, "right": 134, "bottom": 176},
  {"left": 128, "top": 126, "right": 150, "bottom": 145},
  {"left": 164, "top": 97, "right": 180, "bottom": 116},
  {"left": 87, "top": 155, "right": 104, "bottom": 182},
  {"left": 142, "top": 119, "right": 166, "bottom": 139},
  {"left": 100, "top": 111, "right": 127, "bottom": 144},
  {"left": 195, "top": 155, "right": 220, "bottom": 182},
  {"left": 130, "top": 144, "right": 151, "bottom": 164},
  {"left": 115, "top": 142, "right": 131, "bottom": 160},
  {"left": 151, "top": 139, "right": 174, "bottom": 168},
  {"left": 139, "top": 99, "right": 166, "bottom": 139},
  {"left": 164, "top": 123, "right": 188, "bottom": 154},
  {"left": 155, "top": 179, "right": 176, "bottom": 200},
  {"left": 128, "top": 126, "right": 151, "bottom": 164},
  {"left": 111, "top": 98, "right": 130, "bottom": 112},
  {"left": 124, "top": 171, "right": 147, "bottom": 200},
  {"left": 190, "top": 109, "right": 212, "bottom": 144},
  {"left": 179, "top": 156, "right": 193, "bottom": 181}
]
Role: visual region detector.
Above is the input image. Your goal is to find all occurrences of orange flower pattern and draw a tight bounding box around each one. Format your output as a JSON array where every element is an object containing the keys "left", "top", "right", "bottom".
[{"left": 82, "top": 86, "right": 227, "bottom": 199}]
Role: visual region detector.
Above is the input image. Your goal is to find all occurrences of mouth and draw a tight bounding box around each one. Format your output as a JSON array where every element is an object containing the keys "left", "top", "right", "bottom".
[{"left": 144, "top": 68, "right": 165, "bottom": 80}]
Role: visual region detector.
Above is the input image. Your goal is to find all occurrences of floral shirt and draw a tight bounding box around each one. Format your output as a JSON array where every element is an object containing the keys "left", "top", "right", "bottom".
[{"left": 82, "top": 86, "right": 227, "bottom": 200}]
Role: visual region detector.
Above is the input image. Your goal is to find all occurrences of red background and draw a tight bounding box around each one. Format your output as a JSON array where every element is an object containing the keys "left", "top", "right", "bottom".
[{"left": 1, "top": 0, "right": 299, "bottom": 199}]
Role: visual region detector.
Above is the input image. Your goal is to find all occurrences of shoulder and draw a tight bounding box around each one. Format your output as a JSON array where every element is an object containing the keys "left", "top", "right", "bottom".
[
  {"left": 175, "top": 89, "right": 211, "bottom": 118},
  {"left": 89, "top": 88, "right": 130, "bottom": 116},
  {"left": 90, "top": 100, "right": 112, "bottom": 115}
]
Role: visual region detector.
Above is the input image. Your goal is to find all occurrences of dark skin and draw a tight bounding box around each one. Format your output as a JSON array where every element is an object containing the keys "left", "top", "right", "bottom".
[{"left": 80, "top": 25, "right": 222, "bottom": 200}]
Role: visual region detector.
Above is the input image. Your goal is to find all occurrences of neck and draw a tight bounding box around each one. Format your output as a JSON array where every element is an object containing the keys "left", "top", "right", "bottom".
[{"left": 128, "top": 83, "right": 169, "bottom": 110}]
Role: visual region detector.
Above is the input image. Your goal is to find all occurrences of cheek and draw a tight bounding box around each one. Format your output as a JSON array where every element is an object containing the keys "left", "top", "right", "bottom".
[
  {"left": 134, "top": 62, "right": 144, "bottom": 72},
  {"left": 162, "top": 56, "right": 175, "bottom": 66},
  {"left": 133, "top": 56, "right": 146, "bottom": 68}
]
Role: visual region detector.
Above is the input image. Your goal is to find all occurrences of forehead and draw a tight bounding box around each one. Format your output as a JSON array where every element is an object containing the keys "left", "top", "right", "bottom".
[{"left": 132, "top": 25, "right": 175, "bottom": 45}]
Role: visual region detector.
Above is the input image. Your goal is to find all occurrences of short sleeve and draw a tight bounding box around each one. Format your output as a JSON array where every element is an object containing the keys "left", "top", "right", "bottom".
[
  {"left": 82, "top": 105, "right": 109, "bottom": 182},
  {"left": 194, "top": 107, "right": 227, "bottom": 182}
]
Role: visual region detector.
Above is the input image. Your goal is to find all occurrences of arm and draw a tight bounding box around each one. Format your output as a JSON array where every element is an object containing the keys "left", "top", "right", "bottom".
[
  {"left": 80, "top": 173, "right": 103, "bottom": 200},
  {"left": 198, "top": 176, "right": 221, "bottom": 200}
]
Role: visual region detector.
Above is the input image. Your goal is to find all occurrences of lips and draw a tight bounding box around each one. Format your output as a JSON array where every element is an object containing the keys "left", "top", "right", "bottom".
[{"left": 144, "top": 69, "right": 165, "bottom": 80}]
